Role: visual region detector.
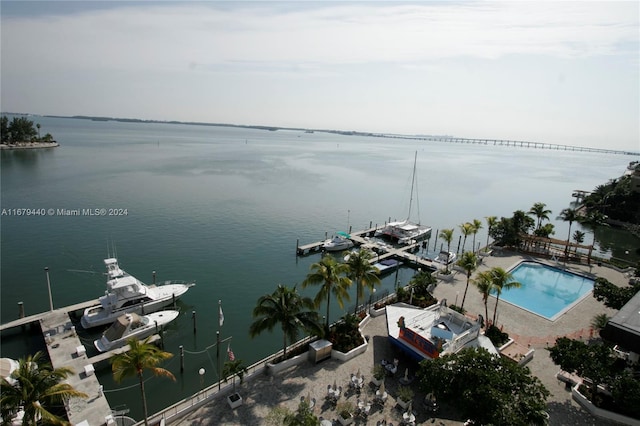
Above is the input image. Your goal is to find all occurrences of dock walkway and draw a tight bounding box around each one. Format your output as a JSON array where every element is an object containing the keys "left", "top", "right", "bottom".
[
  {"left": 0, "top": 299, "right": 98, "bottom": 332},
  {"left": 39, "top": 310, "right": 114, "bottom": 426},
  {"left": 298, "top": 228, "right": 437, "bottom": 271}
]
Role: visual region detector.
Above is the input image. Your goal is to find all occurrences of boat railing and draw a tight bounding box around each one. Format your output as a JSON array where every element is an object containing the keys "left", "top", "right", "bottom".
[{"left": 155, "top": 280, "right": 196, "bottom": 287}]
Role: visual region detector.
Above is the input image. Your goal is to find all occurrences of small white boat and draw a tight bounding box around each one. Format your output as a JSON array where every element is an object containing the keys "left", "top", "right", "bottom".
[
  {"left": 373, "top": 258, "right": 401, "bottom": 275},
  {"left": 433, "top": 251, "right": 457, "bottom": 265},
  {"left": 323, "top": 232, "right": 354, "bottom": 252},
  {"left": 94, "top": 310, "right": 179, "bottom": 353},
  {"left": 81, "top": 257, "right": 195, "bottom": 329}
]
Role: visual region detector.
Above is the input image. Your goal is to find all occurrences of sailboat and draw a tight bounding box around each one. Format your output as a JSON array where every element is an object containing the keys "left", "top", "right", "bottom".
[{"left": 376, "top": 152, "right": 432, "bottom": 244}]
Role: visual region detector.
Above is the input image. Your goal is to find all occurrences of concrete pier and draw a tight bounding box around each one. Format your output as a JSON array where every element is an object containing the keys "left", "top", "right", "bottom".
[{"left": 39, "top": 310, "right": 115, "bottom": 426}]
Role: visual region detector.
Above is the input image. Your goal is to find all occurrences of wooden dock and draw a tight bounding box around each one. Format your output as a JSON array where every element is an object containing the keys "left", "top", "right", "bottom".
[{"left": 297, "top": 226, "right": 437, "bottom": 272}]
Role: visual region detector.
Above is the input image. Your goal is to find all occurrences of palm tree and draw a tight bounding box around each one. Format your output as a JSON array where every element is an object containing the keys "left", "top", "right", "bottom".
[
  {"left": 572, "top": 230, "right": 586, "bottom": 256},
  {"left": 222, "top": 358, "right": 248, "bottom": 393},
  {"left": 1, "top": 351, "right": 87, "bottom": 425},
  {"left": 470, "top": 218, "right": 483, "bottom": 253},
  {"left": 438, "top": 229, "right": 454, "bottom": 273},
  {"left": 488, "top": 267, "right": 521, "bottom": 326},
  {"left": 473, "top": 270, "right": 494, "bottom": 328},
  {"left": 459, "top": 222, "right": 474, "bottom": 254},
  {"left": 558, "top": 208, "right": 579, "bottom": 259},
  {"left": 456, "top": 251, "right": 478, "bottom": 310},
  {"left": 528, "top": 202, "right": 552, "bottom": 230},
  {"left": 110, "top": 337, "right": 175, "bottom": 426},
  {"left": 344, "top": 249, "right": 381, "bottom": 314},
  {"left": 302, "top": 254, "right": 352, "bottom": 334},
  {"left": 580, "top": 211, "right": 608, "bottom": 263},
  {"left": 591, "top": 313, "right": 610, "bottom": 334},
  {"left": 249, "top": 284, "right": 323, "bottom": 359},
  {"left": 484, "top": 216, "right": 498, "bottom": 252}
]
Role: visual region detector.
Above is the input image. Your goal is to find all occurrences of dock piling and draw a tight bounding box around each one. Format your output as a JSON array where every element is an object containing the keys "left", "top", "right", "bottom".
[
  {"left": 192, "top": 310, "right": 197, "bottom": 333},
  {"left": 180, "top": 345, "right": 184, "bottom": 373},
  {"left": 45, "top": 267, "right": 53, "bottom": 312}
]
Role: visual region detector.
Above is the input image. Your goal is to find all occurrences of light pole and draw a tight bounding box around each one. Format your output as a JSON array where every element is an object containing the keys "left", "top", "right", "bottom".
[
  {"left": 45, "top": 267, "right": 53, "bottom": 311},
  {"left": 199, "top": 368, "right": 205, "bottom": 399}
]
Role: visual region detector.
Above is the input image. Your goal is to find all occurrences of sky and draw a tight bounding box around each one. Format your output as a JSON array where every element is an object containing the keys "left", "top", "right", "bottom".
[{"left": 1, "top": 1, "right": 639, "bottom": 151}]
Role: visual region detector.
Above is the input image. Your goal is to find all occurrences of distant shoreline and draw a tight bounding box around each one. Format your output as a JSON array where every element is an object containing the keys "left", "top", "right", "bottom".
[{"left": 0, "top": 142, "right": 59, "bottom": 150}]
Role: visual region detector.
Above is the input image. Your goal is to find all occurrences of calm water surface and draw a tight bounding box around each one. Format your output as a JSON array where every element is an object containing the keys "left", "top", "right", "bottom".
[{"left": 1, "top": 116, "right": 638, "bottom": 418}]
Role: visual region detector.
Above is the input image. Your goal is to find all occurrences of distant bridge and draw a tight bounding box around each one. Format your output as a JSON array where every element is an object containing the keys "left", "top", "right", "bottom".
[{"left": 374, "top": 134, "right": 639, "bottom": 156}]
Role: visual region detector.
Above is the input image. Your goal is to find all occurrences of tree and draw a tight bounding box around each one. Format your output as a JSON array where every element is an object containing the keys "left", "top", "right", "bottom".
[
  {"left": 438, "top": 228, "right": 454, "bottom": 273},
  {"left": 301, "top": 254, "right": 351, "bottom": 334},
  {"left": 558, "top": 208, "right": 579, "bottom": 258},
  {"left": 533, "top": 222, "right": 555, "bottom": 238},
  {"left": 1, "top": 116, "right": 8, "bottom": 143},
  {"left": 344, "top": 249, "right": 381, "bottom": 315},
  {"left": 1, "top": 351, "right": 88, "bottom": 425},
  {"left": 592, "top": 277, "right": 640, "bottom": 310},
  {"left": 579, "top": 210, "right": 608, "bottom": 257},
  {"left": 222, "top": 358, "right": 248, "bottom": 393},
  {"left": 249, "top": 284, "right": 323, "bottom": 359},
  {"left": 488, "top": 267, "right": 521, "bottom": 325},
  {"left": 591, "top": 313, "right": 610, "bottom": 333},
  {"left": 456, "top": 251, "right": 478, "bottom": 310},
  {"left": 473, "top": 270, "right": 493, "bottom": 327},
  {"left": 458, "top": 222, "right": 474, "bottom": 254},
  {"left": 7, "top": 116, "right": 37, "bottom": 143},
  {"left": 110, "top": 337, "right": 175, "bottom": 426},
  {"left": 470, "top": 218, "right": 482, "bottom": 253},
  {"left": 548, "top": 337, "right": 615, "bottom": 387},
  {"left": 416, "top": 348, "right": 549, "bottom": 425},
  {"left": 572, "top": 230, "right": 585, "bottom": 256},
  {"left": 528, "top": 202, "right": 551, "bottom": 230},
  {"left": 484, "top": 215, "right": 498, "bottom": 251}
]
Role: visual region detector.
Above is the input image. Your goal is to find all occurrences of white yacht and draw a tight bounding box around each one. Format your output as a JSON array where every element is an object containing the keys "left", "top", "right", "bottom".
[
  {"left": 323, "top": 232, "right": 354, "bottom": 252},
  {"left": 433, "top": 251, "right": 457, "bottom": 265},
  {"left": 81, "top": 258, "right": 194, "bottom": 329},
  {"left": 94, "top": 310, "right": 179, "bottom": 353}
]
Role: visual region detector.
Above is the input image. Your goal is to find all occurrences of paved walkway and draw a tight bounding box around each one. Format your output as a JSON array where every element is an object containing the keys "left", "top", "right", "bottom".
[{"left": 173, "top": 251, "right": 630, "bottom": 426}]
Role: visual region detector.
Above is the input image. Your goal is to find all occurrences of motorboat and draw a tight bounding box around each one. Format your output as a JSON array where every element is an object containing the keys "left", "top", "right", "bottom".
[
  {"left": 323, "top": 232, "right": 354, "bottom": 252},
  {"left": 94, "top": 310, "right": 179, "bottom": 353},
  {"left": 81, "top": 258, "right": 195, "bottom": 329},
  {"left": 372, "top": 258, "right": 401, "bottom": 275},
  {"left": 433, "top": 251, "right": 457, "bottom": 265}
]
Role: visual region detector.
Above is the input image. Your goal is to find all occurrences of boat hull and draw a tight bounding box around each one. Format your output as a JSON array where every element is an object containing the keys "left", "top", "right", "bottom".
[
  {"left": 81, "top": 284, "right": 190, "bottom": 329},
  {"left": 94, "top": 310, "right": 179, "bottom": 353}
]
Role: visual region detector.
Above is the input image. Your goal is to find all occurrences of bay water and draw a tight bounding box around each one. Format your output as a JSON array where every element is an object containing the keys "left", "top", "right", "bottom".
[{"left": 1, "top": 116, "right": 638, "bottom": 419}]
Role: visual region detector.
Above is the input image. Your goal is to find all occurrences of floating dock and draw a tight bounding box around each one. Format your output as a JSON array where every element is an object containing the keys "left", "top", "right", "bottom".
[{"left": 297, "top": 225, "right": 437, "bottom": 272}]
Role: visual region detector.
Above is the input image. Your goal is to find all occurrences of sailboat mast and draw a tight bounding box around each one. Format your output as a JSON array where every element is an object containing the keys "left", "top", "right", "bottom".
[{"left": 407, "top": 151, "right": 417, "bottom": 222}]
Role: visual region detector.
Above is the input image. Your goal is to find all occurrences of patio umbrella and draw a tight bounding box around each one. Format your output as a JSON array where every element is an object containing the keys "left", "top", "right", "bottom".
[
  {"left": 356, "top": 368, "right": 361, "bottom": 378},
  {"left": 404, "top": 368, "right": 409, "bottom": 381},
  {"left": 333, "top": 379, "right": 337, "bottom": 390},
  {"left": 379, "top": 381, "right": 385, "bottom": 395},
  {"left": 407, "top": 401, "right": 413, "bottom": 414}
]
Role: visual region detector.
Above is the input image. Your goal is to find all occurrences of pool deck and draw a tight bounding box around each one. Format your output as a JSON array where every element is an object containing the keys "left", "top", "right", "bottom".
[{"left": 171, "top": 250, "right": 626, "bottom": 426}]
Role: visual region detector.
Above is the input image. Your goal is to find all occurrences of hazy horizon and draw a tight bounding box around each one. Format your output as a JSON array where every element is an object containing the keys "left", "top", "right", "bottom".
[{"left": 1, "top": 1, "right": 638, "bottom": 151}]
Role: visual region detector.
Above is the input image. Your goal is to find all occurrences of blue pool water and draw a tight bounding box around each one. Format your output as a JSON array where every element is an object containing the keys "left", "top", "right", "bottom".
[{"left": 497, "top": 262, "right": 595, "bottom": 320}]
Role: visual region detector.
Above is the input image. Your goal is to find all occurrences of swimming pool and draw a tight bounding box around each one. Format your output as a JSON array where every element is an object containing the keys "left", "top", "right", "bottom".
[{"left": 496, "top": 261, "right": 594, "bottom": 321}]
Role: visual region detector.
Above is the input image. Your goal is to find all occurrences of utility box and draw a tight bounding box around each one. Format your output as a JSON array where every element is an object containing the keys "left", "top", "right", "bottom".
[{"left": 308, "top": 339, "right": 332, "bottom": 363}]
